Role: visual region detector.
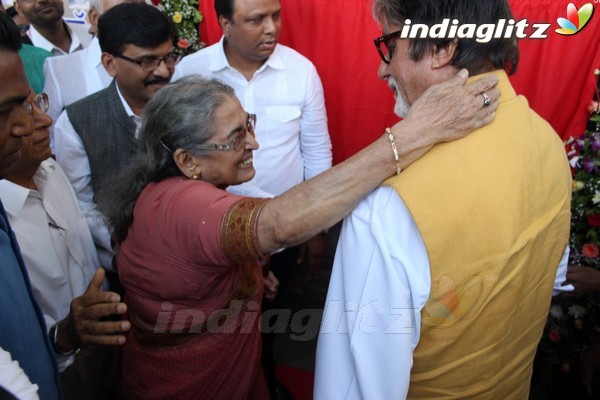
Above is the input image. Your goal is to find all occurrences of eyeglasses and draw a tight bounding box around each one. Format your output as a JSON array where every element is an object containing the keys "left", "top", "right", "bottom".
[
  {"left": 373, "top": 29, "right": 403, "bottom": 64},
  {"left": 23, "top": 93, "right": 49, "bottom": 116},
  {"left": 115, "top": 52, "right": 182, "bottom": 72},
  {"left": 196, "top": 114, "right": 256, "bottom": 152}
]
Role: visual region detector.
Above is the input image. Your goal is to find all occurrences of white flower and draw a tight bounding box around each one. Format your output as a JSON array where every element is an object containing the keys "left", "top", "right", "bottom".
[
  {"left": 569, "top": 156, "right": 580, "bottom": 169},
  {"left": 592, "top": 190, "right": 600, "bottom": 205},
  {"left": 550, "top": 305, "right": 563, "bottom": 319},
  {"left": 567, "top": 304, "right": 586, "bottom": 318}
]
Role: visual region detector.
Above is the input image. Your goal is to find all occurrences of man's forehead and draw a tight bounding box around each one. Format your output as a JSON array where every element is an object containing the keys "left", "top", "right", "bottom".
[
  {"left": 0, "top": 51, "right": 29, "bottom": 105},
  {"left": 121, "top": 41, "right": 174, "bottom": 56},
  {"left": 233, "top": 0, "right": 280, "bottom": 15}
]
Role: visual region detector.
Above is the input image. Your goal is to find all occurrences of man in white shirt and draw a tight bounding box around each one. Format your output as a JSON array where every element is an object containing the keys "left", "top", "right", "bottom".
[
  {"left": 173, "top": 0, "right": 331, "bottom": 198},
  {"left": 54, "top": 2, "right": 177, "bottom": 269},
  {"left": 43, "top": 0, "right": 143, "bottom": 151},
  {"left": 14, "top": 0, "right": 92, "bottom": 55},
  {"left": 0, "top": 90, "right": 129, "bottom": 399},
  {"left": 314, "top": 0, "right": 572, "bottom": 398}
]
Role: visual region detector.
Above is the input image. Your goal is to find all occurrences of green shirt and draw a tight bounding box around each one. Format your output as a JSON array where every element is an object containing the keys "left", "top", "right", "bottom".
[{"left": 19, "top": 44, "right": 52, "bottom": 93}]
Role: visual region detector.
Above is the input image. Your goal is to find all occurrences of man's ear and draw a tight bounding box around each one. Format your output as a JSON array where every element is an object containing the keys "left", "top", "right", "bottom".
[
  {"left": 219, "top": 15, "right": 231, "bottom": 37},
  {"left": 14, "top": 0, "right": 25, "bottom": 17},
  {"left": 101, "top": 53, "right": 118, "bottom": 78},
  {"left": 431, "top": 40, "right": 457, "bottom": 69},
  {"left": 88, "top": 8, "right": 99, "bottom": 35}
]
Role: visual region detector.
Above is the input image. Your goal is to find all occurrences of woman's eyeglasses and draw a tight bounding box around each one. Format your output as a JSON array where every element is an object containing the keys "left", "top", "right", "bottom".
[{"left": 196, "top": 113, "right": 257, "bottom": 152}]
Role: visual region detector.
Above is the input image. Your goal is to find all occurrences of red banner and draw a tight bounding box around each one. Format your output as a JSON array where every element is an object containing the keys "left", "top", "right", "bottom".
[{"left": 199, "top": 0, "right": 600, "bottom": 163}]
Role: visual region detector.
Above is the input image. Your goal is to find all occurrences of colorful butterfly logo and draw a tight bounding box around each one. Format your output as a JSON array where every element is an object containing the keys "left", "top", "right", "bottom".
[
  {"left": 422, "top": 275, "right": 483, "bottom": 327},
  {"left": 556, "top": 3, "right": 594, "bottom": 35}
]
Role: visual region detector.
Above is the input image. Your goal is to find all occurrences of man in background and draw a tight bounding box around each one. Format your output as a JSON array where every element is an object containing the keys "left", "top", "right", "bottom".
[
  {"left": 54, "top": 2, "right": 177, "bottom": 269},
  {"left": 15, "top": 0, "right": 92, "bottom": 55},
  {"left": 43, "top": 0, "right": 142, "bottom": 150}
]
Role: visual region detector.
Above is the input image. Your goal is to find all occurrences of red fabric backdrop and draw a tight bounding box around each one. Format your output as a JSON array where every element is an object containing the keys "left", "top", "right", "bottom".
[{"left": 199, "top": 0, "right": 600, "bottom": 164}]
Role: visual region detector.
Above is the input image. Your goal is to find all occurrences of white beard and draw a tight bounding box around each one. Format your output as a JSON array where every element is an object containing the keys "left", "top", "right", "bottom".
[{"left": 388, "top": 77, "right": 410, "bottom": 118}]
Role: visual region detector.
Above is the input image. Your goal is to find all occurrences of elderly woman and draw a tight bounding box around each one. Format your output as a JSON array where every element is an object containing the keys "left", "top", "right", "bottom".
[{"left": 99, "top": 75, "right": 498, "bottom": 399}]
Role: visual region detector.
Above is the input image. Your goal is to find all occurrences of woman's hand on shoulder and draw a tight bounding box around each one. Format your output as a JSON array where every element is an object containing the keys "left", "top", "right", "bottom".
[{"left": 402, "top": 69, "right": 501, "bottom": 144}]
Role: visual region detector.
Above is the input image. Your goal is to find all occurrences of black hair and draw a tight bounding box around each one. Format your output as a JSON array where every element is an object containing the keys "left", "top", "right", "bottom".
[
  {"left": 373, "top": 0, "right": 519, "bottom": 75},
  {"left": 98, "top": 3, "right": 176, "bottom": 55},
  {"left": 214, "top": 0, "right": 235, "bottom": 21},
  {"left": 0, "top": 12, "right": 22, "bottom": 52}
]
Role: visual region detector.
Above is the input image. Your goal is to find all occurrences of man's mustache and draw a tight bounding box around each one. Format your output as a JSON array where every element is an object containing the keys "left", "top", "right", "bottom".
[{"left": 144, "top": 77, "right": 170, "bottom": 87}]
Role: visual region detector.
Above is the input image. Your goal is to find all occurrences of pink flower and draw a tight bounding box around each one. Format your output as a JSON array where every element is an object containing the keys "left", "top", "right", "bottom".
[
  {"left": 177, "top": 38, "right": 190, "bottom": 49},
  {"left": 582, "top": 243, "right": 599, "bottom": 258},
  {"left": 588, "top": 100, "right": 599, "bottom": 114}
]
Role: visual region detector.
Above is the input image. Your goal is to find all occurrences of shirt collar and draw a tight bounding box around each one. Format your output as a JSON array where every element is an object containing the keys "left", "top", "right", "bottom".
[
  {"left": 28, "top": 21, "right": 83, "bottom": 55},
  {"left": 115, "top": 83, "right": 137, "bottom": 119},
  {"left": 0, "top": 179, "right": 29, "bottom": 218},
  {"left": 0, "top": 160, "right": 54, "bottom": 218},
  {"left": 211, "top": 35, "right": 285, "bottom": 74},
  {"left": 115, "top": 83, "right": 143, "bottom": 137}
]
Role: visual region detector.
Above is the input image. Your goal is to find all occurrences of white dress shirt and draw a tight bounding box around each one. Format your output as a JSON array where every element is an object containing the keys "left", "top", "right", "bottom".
[
  {"left": 0, "top": 159, "right": 100, "bottom": 371},
  {"left": 173, "top": 36, "right": 332, "bottom": 197},
  {"left": 54, "top": 84, "right": 142, "bottom": 269},
  {"left": 314, "top": 186, "right": 570, "bottom": 399},
  {"left": 43, "top": 37, "right": 112, "bottom": 151},
  {"left": 27, "top": 20, "right": 92, "bottom": 56},
  {"left": 0, "top": 346, "right": 39, "bottom": 400}
]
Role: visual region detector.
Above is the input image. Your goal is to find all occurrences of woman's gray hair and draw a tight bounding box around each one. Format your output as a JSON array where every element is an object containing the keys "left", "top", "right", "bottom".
[
  {"left": 141, "top": 75, "right": 235, "bottom": 161},
  {"left": 98, "top": 76, "right": 236, "bottom": 243}
]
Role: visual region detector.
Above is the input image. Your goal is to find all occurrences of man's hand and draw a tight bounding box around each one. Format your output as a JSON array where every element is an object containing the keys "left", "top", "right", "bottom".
[
  {"left": 56, "top": 268, "right": 130, "bottom": 353},
  {"left": 563, "top": 265, "right": 600, "bottom": 297},
  {"left": 263, "top": 270, "right": 280, "bottom": 302}
]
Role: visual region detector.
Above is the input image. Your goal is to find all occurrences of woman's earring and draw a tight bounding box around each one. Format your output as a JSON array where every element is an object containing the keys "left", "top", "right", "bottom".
[{"left": 191, "top": 172, "right": 201, "bottom": 180}]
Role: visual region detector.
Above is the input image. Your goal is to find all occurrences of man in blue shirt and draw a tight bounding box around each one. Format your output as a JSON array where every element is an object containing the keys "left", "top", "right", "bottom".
[{"left": 0, "top": 12, "right": 62, "bottom": 400}]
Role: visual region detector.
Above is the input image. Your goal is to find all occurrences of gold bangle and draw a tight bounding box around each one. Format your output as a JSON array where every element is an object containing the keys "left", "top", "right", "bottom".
[{"left": 385, "top": 127, "right": 401, "bottom": 175}]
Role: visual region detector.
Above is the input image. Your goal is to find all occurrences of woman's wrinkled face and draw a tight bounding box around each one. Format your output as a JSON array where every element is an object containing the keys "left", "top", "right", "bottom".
[{"left": 196, "top": 96, "right": 259, "bottom": 189}]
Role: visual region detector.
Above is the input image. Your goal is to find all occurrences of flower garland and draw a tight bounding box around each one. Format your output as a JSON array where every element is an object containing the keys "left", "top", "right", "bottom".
[
  {"left": 158, "top": 0, "right": 204, "bottom": 55},
  {"left": 538, "top": 68, "right": 600, "bottom": 371}
]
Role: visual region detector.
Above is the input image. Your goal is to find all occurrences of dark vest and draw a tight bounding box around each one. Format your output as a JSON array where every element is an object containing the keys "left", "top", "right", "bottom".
[
  {"left": 66, "top": 80, "right": 138, "bottom": 199},
  {"left": 0, "top": 201, "right": 62, "bottom": 400}
]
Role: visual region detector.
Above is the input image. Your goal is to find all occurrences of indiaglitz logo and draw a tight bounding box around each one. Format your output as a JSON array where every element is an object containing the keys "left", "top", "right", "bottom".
[{"left": 556, "top": 3, "right": 594, "bottom": 35}]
